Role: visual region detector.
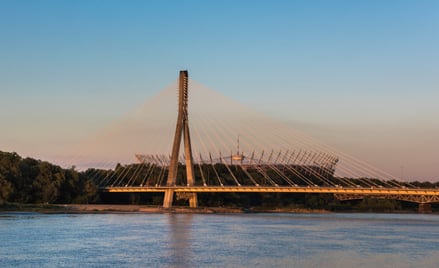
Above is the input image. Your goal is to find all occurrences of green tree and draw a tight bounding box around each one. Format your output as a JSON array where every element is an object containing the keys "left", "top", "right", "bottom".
[{"left": 0, "top": 174, "right": 12, "bottom": 205}]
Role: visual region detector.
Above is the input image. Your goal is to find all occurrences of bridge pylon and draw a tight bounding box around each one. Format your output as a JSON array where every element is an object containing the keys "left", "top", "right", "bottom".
[{"left": 163, "top": 70, "right": 198, "bottom": 208}]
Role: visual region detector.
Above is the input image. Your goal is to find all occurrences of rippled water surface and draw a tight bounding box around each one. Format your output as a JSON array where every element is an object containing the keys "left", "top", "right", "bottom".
[{"left": 1, "top": 212, "right": 439, "bottom": 267}]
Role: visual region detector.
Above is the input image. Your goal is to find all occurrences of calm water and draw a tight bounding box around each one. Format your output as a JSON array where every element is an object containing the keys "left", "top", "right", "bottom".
[{"left": 1, "top": 212, "right": 438, "bottom": 267}]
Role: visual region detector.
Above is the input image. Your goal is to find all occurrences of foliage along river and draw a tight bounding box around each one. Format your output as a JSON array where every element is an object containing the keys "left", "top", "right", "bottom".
[{"left": 1, "top": 212, "right": 438, "bottom": 267}]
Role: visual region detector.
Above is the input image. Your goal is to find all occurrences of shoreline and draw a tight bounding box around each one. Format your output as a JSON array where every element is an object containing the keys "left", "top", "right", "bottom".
[
  {"left": 0, "top": 204, "right": 330, "bottom": 214},
  {"left": 2, "top": 203, "right": 432, "bottom": 214}
]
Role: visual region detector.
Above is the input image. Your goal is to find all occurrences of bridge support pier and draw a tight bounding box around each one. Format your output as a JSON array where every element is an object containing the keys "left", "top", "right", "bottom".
[
  {"left": 418, "top": 203, "right": 432, "bottom": 213},
  {"left": 163, "top": 190, "right": 174, "bottom": 209},
  {"left": 189, "top": 193, "right": 198, "bottom": 208}
]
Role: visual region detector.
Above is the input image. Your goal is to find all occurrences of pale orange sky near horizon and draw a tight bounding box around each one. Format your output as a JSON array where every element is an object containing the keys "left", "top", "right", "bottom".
[{"left": 2, "top": 79, "right": 437, "bottom": 182}]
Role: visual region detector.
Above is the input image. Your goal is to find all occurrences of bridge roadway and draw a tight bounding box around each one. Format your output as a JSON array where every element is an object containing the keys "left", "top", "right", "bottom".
[
  {"left": 101, "top": 185, "right": 439, "bottom": 202},
  {"left": 100, "top": 185, "right": 439, "bottom": 205}
]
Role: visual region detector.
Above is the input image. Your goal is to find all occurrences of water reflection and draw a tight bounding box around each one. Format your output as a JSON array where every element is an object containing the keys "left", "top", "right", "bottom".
[{"left": 167, "top": 214, "right": 194, "bottom": 267}]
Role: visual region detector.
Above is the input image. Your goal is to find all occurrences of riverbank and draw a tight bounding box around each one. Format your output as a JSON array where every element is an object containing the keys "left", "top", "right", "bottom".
[
  {"left": 58, "top": 204, "right": 245, "bottom": 214},
  {"left": 0, "top": 203, "right": 330, "bottom": 214}
]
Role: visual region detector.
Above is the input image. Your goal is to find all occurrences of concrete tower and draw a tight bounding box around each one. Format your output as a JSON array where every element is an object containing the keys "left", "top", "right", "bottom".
[{"left": 163, "top": 70, "right": 198, "bottom": 208}]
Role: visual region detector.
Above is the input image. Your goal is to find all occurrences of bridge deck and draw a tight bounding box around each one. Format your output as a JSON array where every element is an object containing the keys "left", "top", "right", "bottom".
[{"left": 100, "top": 186, "right": 439, "bottom": 196}]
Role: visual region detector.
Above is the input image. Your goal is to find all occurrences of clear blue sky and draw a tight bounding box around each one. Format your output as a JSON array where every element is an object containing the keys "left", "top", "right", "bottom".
[{"left": 1, "top": 0, "right": 438, "bottom": 180}]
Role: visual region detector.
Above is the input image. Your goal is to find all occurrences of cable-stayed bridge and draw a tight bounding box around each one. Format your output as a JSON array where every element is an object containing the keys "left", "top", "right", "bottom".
[{"left": 76, "top": 71, "right": 439, "bottom": 211}]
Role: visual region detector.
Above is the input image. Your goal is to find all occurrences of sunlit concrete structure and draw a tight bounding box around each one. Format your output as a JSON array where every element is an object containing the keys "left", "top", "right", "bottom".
[{"left": 163, "top": 70, "right": 197, "bottom": 208}]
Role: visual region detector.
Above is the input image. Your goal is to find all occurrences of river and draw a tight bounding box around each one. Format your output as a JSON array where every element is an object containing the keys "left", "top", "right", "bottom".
[{"left": 1, "top": 212, "right": 438, "bottom": 267}]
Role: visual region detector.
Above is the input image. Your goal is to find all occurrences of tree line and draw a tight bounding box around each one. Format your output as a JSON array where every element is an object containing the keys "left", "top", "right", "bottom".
[{"left": 0, "top": 151, "right": 97, "bottom": 205}]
